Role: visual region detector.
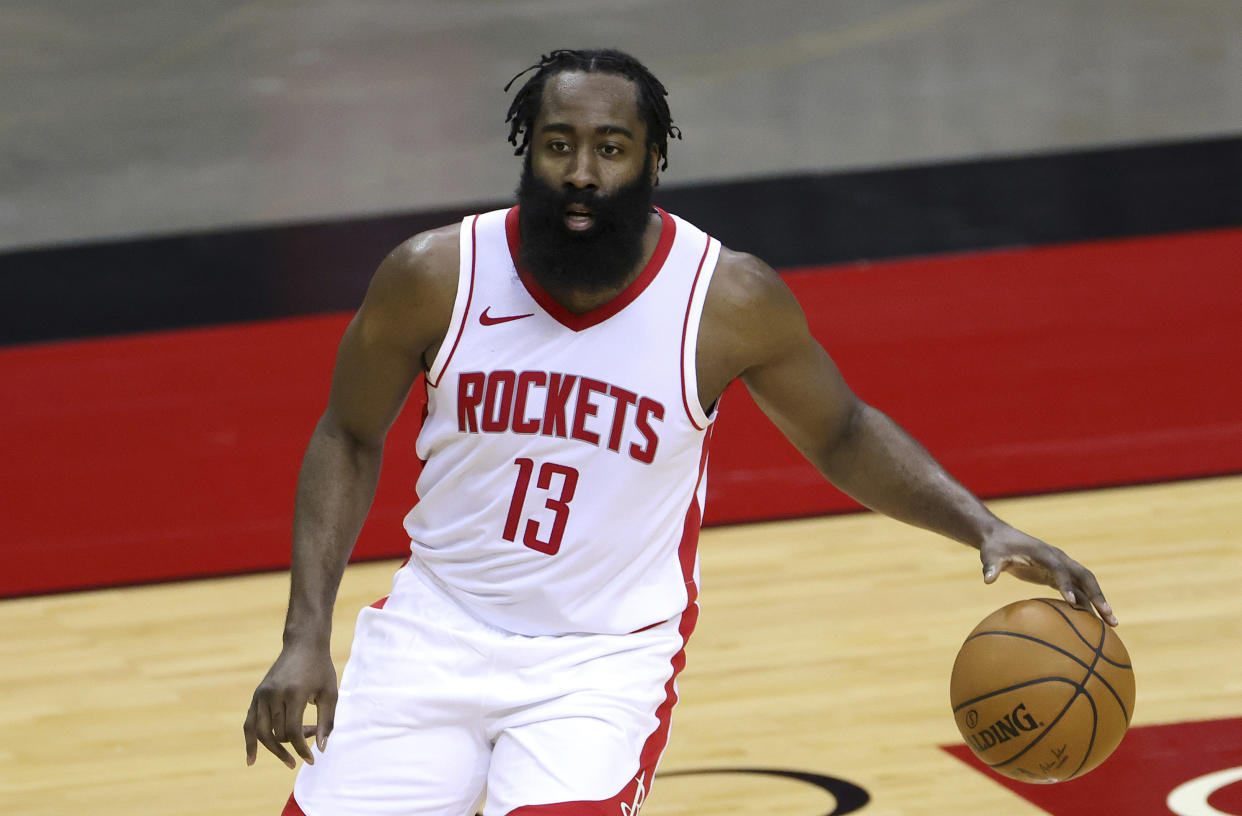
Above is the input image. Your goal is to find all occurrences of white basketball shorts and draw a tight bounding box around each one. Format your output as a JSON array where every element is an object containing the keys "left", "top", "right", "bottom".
[{"left": 285, "top": 560, "right": 693, "bottom": 816}]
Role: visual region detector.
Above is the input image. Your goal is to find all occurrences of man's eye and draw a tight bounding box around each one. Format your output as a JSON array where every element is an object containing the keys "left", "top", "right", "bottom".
[
  {"left": 600, "top": 144, "right": 622, "bottom": 156},
  {"left": 549, "top": 142, "right": 570, "bottom": 153}
]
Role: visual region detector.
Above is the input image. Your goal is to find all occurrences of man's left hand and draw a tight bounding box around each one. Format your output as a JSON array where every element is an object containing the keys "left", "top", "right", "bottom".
[{"left": 980, "top": 529, "right": 1119, "bottom": 626}]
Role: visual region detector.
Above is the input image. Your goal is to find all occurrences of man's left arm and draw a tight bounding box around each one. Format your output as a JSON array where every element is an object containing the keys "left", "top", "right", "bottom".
[{"left": 706, "top": 250, "right": 1117, "bottom": 626}]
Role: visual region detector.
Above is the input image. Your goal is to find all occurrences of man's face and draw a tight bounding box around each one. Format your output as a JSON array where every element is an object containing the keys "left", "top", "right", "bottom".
[
  {"left": 516, "top": 71, "right": 660, "bottom": 291},
  {"left": 527, "top": 71, "right": 658, "bottom": 226}
]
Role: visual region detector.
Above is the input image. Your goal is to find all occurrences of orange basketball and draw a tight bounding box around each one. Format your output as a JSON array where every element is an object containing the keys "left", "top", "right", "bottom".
[{"left": 949, "top": 598, "right": 1135, "bottom": 783}]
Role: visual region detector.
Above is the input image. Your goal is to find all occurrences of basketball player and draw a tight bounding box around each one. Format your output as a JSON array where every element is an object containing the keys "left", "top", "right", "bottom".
[{"left": 244, "top": 49, "right": 1118, "bottom": 816}]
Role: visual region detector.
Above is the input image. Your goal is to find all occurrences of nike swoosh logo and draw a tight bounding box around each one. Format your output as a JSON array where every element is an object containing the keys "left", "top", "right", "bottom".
[{"left": 479, "top": 307, "right": 534, "bottom": 326}]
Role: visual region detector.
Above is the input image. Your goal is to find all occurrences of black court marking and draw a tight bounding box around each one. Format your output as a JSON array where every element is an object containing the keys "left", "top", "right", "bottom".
[{"left": 656, "top": 768, "right": 870, "bottom": 816}]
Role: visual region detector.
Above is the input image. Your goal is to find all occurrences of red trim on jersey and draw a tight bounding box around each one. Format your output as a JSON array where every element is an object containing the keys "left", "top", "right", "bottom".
[
  {"left": 505, "top": 427, "right": 713, "bottom": 816},
  {"left": 281, "top": 793, "right": 306, "bottom": 815},
  {"left": 428, "top": 215, "right": 478, "bottom": 388},
  {"left": 504, "top": 206, "right": 676, "bottom": 332},
  {"left": 644, "top": 424, "right": 711, "bottom": 768},
  {"left": 680, "top": 237, "right": 715, "bottom": 431},
  {"left": 369, "top": 595, "right": 389, "bottom": 609}
]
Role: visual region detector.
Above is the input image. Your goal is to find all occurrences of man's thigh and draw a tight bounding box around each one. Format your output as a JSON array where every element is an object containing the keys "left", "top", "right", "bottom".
[
  {"left": 289, "top": 599, "right": 494, "bottom": 816},
  {"left": 483, "top": 712, "right": 656, "bottom": 816},
  {"left": 291, "top": 715, "right": 489, "bottom": 816},
  {"left": 481, "top": 614, "right": 690, "bottom": 815}
]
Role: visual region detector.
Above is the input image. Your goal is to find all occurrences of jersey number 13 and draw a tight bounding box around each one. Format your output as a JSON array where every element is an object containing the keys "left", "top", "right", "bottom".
[{"left": 502, "top": 457, "right": 580, "bottom": 555}]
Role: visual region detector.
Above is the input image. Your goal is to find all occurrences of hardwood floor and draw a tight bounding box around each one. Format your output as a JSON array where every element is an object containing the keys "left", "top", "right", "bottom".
[{"left": 3, "top": 475, "right": 1238, "bottom": 815}]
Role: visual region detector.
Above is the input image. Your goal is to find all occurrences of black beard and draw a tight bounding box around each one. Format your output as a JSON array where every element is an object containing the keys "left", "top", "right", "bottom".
[{"left": 515, "top": 156, "right": 655, "bottom": 292}]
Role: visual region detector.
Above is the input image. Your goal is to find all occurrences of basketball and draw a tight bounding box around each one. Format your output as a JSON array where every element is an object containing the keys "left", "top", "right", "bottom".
[{"left": 949, "top": 598, "right": 1135, "bottom": 783}]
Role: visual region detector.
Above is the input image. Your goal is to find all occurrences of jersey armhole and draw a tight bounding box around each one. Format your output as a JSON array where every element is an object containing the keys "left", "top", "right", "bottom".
[
  {"left": 680, "top": 237, "right": 722, "bottom": 430},
  {"left": 426, "top": 215, "right": 477, "bottom": 388}
]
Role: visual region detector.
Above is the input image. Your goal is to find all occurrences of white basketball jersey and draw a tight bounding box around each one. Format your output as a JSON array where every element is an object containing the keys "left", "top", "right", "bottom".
[{"left": 402, "top": 206, "right": 722, "bottom": 636}]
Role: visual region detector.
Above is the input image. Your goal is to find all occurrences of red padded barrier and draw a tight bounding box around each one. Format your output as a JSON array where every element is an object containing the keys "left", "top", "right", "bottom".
[
  {"left": 3, "top": 228, "right": 1240, "bottom": 596},
  {"left": 708, "top": 226, "right": 1242, "bottom": 521}
]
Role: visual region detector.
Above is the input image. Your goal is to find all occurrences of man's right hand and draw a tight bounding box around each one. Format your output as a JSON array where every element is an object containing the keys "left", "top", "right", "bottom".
[{"left": 244, "top": 645, "right": 338, "bottom": 768}]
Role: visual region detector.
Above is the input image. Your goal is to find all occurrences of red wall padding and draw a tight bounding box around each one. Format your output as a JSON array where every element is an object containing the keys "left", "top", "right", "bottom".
[{"left": 3, "top": 228, "right": 1240, "bottom": 597}]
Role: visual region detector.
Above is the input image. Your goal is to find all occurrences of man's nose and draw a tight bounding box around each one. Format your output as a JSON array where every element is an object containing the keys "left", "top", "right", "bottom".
[{"left": 564, "top": 152, "right": 599, "bottom": 190}]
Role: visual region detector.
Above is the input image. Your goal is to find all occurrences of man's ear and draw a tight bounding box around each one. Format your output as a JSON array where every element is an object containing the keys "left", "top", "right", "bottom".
[{"left": 649, "top": 146, "right": 661, "bottom": 187}]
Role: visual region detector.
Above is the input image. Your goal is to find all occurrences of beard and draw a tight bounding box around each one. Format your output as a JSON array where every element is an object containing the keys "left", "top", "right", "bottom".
[{"left": 515, "top": 155, "right": 655, "bottom": 292}]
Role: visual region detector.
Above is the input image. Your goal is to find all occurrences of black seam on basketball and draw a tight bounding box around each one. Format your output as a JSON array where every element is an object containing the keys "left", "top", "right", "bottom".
[
  {"left": 966, "top": 629, "right": 1128, "bottom": 690},
  {"left": 1080, "top": 646, "right": 1105, "bottom": 775},
  {"left": 985, "top": 678, "right": 1084, "bottom": 769},
  {"left": 963, "top": 630, "right": 1132, "bottom": 724},
  {"left": 1011, "top": 687, "right": 1099, "bottom": 781},
  {"left": 1033, "top": 598, "right": 1128, "bottom": 668},
  {"left": 1028, "top": 598, "right": 1117, "bottom": 660},
  {"left": 1069, "top": 691, "right": 1101, "bottom": 781},
  {"left": 952, "top": 676, "right": 1078, "bottom": 712},
  {"left": 1080, "top": 612, "right": 1131, "bottom": 725},
  {"left": 964, "top": 630, "right": 1123, "bottom": 677},
  {"left": 1063, "top": 623, "right": 1106, "bottom": 779}
]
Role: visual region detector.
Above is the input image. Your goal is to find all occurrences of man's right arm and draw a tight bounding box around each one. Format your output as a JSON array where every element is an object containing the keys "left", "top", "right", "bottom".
[{"left": 244, "top": 225, "right": 459, "bottom": 768}]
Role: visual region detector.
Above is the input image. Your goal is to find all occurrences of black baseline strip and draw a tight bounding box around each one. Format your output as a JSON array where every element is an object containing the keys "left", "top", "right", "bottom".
[{"left": 2, "top": 135, "right": 1239, "bottom": 346}]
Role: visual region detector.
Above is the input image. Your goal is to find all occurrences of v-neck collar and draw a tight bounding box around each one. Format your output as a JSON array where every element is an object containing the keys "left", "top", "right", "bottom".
[{"left": 504, "top": 205, "right": 676, "bottom": 332}]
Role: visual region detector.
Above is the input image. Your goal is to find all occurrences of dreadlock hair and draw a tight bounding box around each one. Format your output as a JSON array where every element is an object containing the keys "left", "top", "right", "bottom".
[{"left": 504, "top": 48, "right": 682, "bottom": 171}]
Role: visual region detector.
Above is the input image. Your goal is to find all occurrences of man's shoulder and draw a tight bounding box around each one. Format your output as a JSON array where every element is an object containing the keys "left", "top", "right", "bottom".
[
  {"left": 386, "top": 222, "right": 462, "bottom": 276},
  {"left": 701, "top": 243, "right": 806, "bottom": 352},
  {"left": 694, "top": 241, "right": 808, "bottom": 398},
  {"left": 360, "top": 222, "right": 462, "bottom": 329},
  {"left": 385, "top": 205, "right": 519, "bottom": 274},
  {"left": 706, "top": 244, "right": 786, "bottom": 311}
]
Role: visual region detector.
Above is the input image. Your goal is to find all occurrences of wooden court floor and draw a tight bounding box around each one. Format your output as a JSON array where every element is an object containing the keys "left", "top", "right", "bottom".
[{"left": 2, "top": 475, "right": 1238, "bottom": 815}]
